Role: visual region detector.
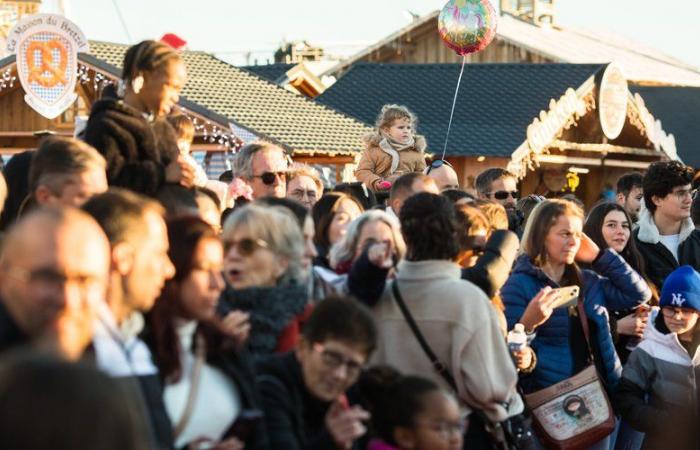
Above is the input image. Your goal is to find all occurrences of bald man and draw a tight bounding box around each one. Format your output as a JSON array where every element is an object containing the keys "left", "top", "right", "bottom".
[
  {"left": 0, "top": 207, "right": 110, "bottom": 360},
  {"left": 425, "top": 162, "right": 460, "bottom": 191}
]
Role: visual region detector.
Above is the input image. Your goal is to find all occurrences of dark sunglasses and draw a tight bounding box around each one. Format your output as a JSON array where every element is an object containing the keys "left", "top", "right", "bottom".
[
  {"left": 254, "top": 171, "right": 287, "bottom": 186},
  {"left": 426, "top": 159, "right": 453, "bottom": 175},
  {"left": 488, "top": 190, "right": 519, "bottom": 200},
  {"left": 223, "top": 237, "right": 269, "bottom": 256}
]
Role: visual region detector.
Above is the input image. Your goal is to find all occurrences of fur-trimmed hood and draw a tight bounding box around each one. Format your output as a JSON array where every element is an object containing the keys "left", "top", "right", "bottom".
[{"left": 636, "top": 202, "right": 696, "bottom": 245}]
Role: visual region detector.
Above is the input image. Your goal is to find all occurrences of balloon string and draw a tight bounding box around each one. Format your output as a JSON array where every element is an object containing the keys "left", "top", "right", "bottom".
[{"left": 441, "top": 55, "right": 467, "bottom": 161}]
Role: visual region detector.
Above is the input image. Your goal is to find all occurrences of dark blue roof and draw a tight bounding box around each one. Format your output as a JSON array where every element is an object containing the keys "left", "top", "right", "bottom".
[
  {"left": 242, "top": 64, "right": 294, "bottom": 83},
  {"left": 629, "top": 85, "right": 700, "bottom": 168},
  {"left": 317, "top": 63, "right": 604, "bottom": 157}
]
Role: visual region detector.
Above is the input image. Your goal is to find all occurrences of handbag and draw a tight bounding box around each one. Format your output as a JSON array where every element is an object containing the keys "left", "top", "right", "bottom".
[
  {"left": 391, "top": 281, "right": 541, "bottom": 450},
  {"left": 522, "top": 300, "right": 615, "bottom": 450}
]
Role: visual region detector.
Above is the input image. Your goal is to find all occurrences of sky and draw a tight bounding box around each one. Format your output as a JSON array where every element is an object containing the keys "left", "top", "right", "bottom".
[{"left": 42, "top": 0, "right": 700, "bottom": 68}]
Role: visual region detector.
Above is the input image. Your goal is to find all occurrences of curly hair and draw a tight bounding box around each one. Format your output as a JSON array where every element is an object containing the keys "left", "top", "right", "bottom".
[
  {"left": 400, "top": 192, "right": 459, "bottom": 261},
  {"left": 643, "top": 161, "right": 694, "bottom": 214}
]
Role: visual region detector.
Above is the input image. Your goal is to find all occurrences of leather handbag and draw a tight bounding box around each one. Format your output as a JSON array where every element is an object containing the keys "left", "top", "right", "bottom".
[{"left": 523, "top": 301, "right": 615, "bottom": 450}]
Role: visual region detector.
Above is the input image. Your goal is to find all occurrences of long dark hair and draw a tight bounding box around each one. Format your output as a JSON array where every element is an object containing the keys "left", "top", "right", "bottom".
[
  {"left": 583, "top": 202, "right": 643, "bottom": 273},
  {"left": 145, "top": 216, "right": 224, "bottom": 382}
]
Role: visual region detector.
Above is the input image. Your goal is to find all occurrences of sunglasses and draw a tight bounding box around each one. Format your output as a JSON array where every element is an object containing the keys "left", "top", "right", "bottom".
[
  {"left": 223, "top": 237, "right": 269, "bottom": 256},
  {"left": 426, "top": 159, "right": 453, "bottom": 175},
  {"left": 488, "top": 190, "right": 519, "bottom": 200},
  {"left": 253, "top": 171, "right": 287, "bottom": 186}
]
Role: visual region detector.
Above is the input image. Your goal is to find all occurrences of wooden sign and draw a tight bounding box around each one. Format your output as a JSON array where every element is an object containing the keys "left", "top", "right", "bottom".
[
  {"left": 597, "top": 63, "right": 628, "bottom": 140},
  {"left": 6, "top": 14, "right": 89, "bottom": 119}
]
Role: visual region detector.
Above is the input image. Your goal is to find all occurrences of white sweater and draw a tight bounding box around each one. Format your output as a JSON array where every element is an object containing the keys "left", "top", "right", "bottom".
[{"left": 164, "top": 320, "right": 241, "bottom": 448}]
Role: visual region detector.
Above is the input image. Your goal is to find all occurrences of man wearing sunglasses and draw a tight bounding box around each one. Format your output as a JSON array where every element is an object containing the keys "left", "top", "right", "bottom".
[
  {"left": 257, "top": 297, "right": 377, "bottom": 450},
  {"left": 475, "top": 168, "right": 522, "bottom": 232},
  {"left": 233, "top": 142, "right": 288, "bottom": 199},
  {"left": 0, "top": 207, "right": 111, "bottom": 360},
  {"left": 425, "top": 159, "right": 460, "bottom": 191}
]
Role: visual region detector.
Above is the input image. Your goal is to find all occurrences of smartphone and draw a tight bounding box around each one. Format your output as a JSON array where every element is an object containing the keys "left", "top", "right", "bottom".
[
  {"left": 550, "top": 285, "right": 580, "bottom": 309},
  {"left": 225, "top": 409, "right": 264, "bottom": 442}
]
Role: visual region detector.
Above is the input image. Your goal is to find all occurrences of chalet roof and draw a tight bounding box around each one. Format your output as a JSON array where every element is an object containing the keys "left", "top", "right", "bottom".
[
  {"left": 83, "top": 41, "right": 372, "bottom": 156},
  {"left": 629, "top": 85, "right": 700, "bottom": 168},
  {"left": 316, "top": 62, "right": 603, "bottom": 158},
  {"left": 329, "top": 11, "right": 700, "bottom": 87},
  {"left": 243, "top": 63, "right": 295, "bottom": 83}
]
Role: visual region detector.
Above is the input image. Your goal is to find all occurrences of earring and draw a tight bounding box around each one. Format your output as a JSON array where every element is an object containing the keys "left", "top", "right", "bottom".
[{"left": 131, "top": 75, "right": 144, "bottom": 94}]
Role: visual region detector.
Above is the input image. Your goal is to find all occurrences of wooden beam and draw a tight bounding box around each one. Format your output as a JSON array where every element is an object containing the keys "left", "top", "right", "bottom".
[{"left": 549, "top": 140, "right": 659, "bottom": 156}]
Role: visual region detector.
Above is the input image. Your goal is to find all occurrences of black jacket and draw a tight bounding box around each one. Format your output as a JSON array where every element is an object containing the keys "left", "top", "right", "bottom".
[
  {"left": 633, "top": 211, "right": 700, "bottom": 292},
  {"left": 0, "top": 300, "right": 28, "bottom": 353},
  {"left": 256, "top": 352, "right": 355, "bottom": 450},
  {"left": 350, "top": 229, "right": 520, "bottom": 306},
  {"left": 83, "top": 99, "right": 179, "bottom": 196}
]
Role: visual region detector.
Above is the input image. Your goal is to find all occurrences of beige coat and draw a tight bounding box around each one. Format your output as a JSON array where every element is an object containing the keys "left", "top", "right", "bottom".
[
  {"left": 370, "top": 259, "right": 524, "bottom": 422},
  {"left": 354, "top": 135, "right": 427, "bottom": 191}
]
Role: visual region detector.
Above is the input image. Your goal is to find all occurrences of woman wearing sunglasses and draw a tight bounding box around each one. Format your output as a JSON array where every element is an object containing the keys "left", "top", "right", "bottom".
[
  {"left": 144, "top": 217, "right": 267, "bottom": 450},
  {"left": 218, "top": 204, "right": 309, "bottom": 357}
]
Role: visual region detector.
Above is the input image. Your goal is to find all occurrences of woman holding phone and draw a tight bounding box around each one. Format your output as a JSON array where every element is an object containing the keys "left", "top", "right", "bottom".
[{"left": 501, "top": 200, "right": 650, "bottom": 448}]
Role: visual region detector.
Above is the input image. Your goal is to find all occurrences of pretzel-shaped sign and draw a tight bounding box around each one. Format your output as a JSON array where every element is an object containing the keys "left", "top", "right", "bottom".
[{"left": 26, "top": 39, "right": 68, "bottom": 88}]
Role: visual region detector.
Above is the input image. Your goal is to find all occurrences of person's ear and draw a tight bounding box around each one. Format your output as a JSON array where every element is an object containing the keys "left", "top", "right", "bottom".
[
  {"left": 394, "top": 427, "right": 416, "bottom": 449},
  {"left": 111, "top": 241, "right": 136, "bottom": 276},
  {"left": 34, "top": 185, "right": 55, "bottom": 205},
  {"left": 295, "top": 336, "right": 310, "bottom": 362},
  {"left": 616, "top": 192, "right": 625, "bottom": 204},
  {"left": 651, "top": 195, "right": 664, "bottom": 208},
  {"left": 274, "top": 256, "right": 289, "bottom": 279}
]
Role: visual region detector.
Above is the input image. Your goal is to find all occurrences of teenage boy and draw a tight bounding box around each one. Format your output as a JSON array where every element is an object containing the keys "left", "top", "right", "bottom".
[
  {"left": 616, "top": 265, "right": 700, "bottom": 450},
  {"left": 634, "top": 161, "right": 700, "bottom": 291}
]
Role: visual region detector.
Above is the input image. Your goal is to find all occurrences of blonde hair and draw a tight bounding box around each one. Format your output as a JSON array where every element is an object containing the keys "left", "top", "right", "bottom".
[
  {"left": 288, "top": 164, "right": 323, "bottom": 192},
  {"left": 375, "top": 104, "right": 416, "bottom": 131},
  {"left": 474, "top": 199, "right": 509, "bottom": 231},
  {"left": 521, "top": 199, "right": 584, "bottom": 264},
  {"left": 222, "top": 204, "right": 304, "bottom": 284},
  {"left": 329, "top": 210, "right": 406, "bottom": 270}
]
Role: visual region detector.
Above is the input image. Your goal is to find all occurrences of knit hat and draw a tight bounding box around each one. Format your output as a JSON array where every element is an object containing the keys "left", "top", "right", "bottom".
[{"left": 659, "top": 266, "right": 700, "bottom": 312}]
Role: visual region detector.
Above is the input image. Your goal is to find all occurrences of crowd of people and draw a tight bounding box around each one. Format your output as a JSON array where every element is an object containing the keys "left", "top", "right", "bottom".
[{"left": 0, "top": 39, "right": 698, "bottom": 450}]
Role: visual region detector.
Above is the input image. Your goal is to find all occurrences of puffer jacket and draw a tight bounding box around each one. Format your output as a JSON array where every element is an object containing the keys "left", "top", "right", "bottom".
[
  {"left": 616, "top": 308, "right": 700, "bottom": 450},
  {"left": 502, "top": 249, "right": 651, "bottom": 393},
  {"left": 633, "top": 206, "right": 700, "bottom": 292},
  {"left": 354, "top": 135, "right": 426, "bottom": 191}
]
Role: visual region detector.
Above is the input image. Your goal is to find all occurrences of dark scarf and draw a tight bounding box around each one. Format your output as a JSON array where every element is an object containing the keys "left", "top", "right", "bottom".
[{"left": 218, "top": 283, "right": 308, "bottom": 356}]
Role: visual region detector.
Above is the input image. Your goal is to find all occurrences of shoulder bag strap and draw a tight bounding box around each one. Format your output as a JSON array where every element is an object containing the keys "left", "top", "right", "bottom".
[
  {"left": 173, "top": 333, "right": 206, "bottom": 440},
  {"left": 391, "top": 281, "right": 458, "bottom": 392},
  {"left": 575, "top": 295, "right": 596, "bottom": 364}
]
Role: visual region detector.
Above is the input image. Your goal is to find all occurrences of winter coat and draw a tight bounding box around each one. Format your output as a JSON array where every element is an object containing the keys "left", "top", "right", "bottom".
[
  {"left": 350, "top": 229, "right": 521, "bottom": 307},
  {"left": 83, "top": 99, "right": 180, "bottom": 196},
  {"left": 502, "top": 250, "right": 651, "bottom": 393},
  {"left": 256, "top": 352, "right": 361, "bottom": 450},
  {"left": 217, "top": 283, "right": 308, "bottom": 358},
  {"left": 370, "top": 259, "right": 524, "bottom": 422},
  {"left": 633, "top": 207, "right": 700, "bottom": 292},
  {"left": 354, "top": 135, "right": 427, "bottom": 191},
  {"left": 616, "top": 308, "right": 700, "bottom": 450}
]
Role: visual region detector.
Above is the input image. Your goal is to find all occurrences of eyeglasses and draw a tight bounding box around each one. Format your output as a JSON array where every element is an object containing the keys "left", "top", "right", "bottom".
[
  {"left": 223, "top": 237, "right": 269, "bottom": 256},
  {"left": 426, "top": 159, "right": 453, "bottom": 175},
  {"left": 290, "top": 189, "right": 318, "bottom": 201},
  {"left": 487, "top": 190, "right": 520, "bottom": 200},
  {"left": 253, "top": 171, "right": 287, "bottom": 186},
  {"left": 661, "top": 307, "right": 697, "bottom": 318},
  {"left": 415, "top": 420, "right": 467, "bottom": 440},
  {"left": 4, "top": 266, "right": 103, "bottom": 295},
  {"left": 670, "top": 188, "right": 697, "bottom": 201},
  {"left": 313, "top": 343, "right": 364, "bottom": 378}
]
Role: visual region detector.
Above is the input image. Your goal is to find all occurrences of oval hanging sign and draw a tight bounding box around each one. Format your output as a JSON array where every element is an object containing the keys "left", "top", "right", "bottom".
[
  {"left": 6, "top": 14, "right": 89, "bottom": 119},
  {"left": 598, "top": 63, "right": 628, "bottom": 141}
]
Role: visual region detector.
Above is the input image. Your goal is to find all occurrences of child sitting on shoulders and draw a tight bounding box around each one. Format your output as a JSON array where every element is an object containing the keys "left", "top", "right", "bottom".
[
  {"left": 616, "top": 265, "right": 700, "bottom": 450},
  {"left": 355, "top": 104, "right": 427, "bottom": 192}
]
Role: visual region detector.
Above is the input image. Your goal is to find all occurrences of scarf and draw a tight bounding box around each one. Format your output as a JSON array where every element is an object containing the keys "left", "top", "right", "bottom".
[{"left": 378, "top": 131, "right": 417, "bottom": 174}]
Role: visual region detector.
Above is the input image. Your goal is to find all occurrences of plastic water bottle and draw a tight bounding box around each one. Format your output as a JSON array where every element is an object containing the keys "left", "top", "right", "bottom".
[{"left": 507, "top": 324, "right": 527, "bottom": 353}]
